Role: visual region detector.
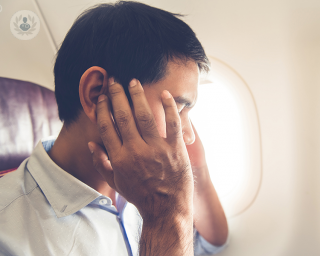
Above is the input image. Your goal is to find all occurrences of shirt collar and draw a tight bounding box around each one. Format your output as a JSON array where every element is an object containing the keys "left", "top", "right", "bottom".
[{"left": 27, "top": 139, "right": 102, "bottom": 218}]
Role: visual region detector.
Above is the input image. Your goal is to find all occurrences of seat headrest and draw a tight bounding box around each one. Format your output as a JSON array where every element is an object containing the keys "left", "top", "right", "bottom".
[{"left": 0, "top": 77, "right": 62, "bottom": 170}]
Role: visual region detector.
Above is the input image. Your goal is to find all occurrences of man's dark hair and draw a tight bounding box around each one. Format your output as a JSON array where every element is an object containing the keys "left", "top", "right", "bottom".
[{"left": 54, "top": 1, "right": 210, "bottom": 124}]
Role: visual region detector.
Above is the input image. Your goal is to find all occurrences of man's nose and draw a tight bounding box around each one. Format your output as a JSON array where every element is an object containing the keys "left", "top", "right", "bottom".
[{"left": 183, "top": 118, "right": 195, "bottom": 145}]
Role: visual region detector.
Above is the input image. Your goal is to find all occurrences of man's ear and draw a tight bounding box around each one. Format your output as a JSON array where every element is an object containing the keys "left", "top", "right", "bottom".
[{"left": 79, "top": 66, "right": 109, "bottom": 124}]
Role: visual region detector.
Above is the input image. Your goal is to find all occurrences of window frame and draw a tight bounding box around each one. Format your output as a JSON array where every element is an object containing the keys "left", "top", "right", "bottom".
[{"left": 198, "top": 56, "right": 262, "bottom": 218}]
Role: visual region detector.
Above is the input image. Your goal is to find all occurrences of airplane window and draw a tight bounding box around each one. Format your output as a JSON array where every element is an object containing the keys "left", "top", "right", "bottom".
[
  {"left": 190, "top": 57, "right": 262, "bottom": 218},
  {"left": 189, "top": 81, "right": 245, "bottom": 198}
]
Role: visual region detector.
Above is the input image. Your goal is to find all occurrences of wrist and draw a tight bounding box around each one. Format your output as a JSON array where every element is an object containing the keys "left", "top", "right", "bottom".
[
  {"left": 140, "top": 211, "right": 194, "bottom": 256},
  {"left": 143, "top": 210, "right": 193, "bottom": 228},
  {"left": 140, "top": 195, "right": 193, "bottom": 223}
]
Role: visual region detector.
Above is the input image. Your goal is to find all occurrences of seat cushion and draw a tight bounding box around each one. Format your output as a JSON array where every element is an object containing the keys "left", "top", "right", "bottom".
[{"left": 0, "top": 77, "right": 62, "bottom": 170}]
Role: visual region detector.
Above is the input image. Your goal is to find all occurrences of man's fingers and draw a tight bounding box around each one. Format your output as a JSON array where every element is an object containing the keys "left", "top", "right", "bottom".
[
  {"left": 107, "top": 78, "right": 140, "bottom": 143},
  {"left": 88, "top": 142, "right": 117, "bottom": 190},
  {"left": 128, "top": 79, "right": 160, "bottom": 143},
  {"left": 161, "top": 90, "right": 183, "bottom": 143},
  {"left": 96, "top": 94, "right": 122, "bottom": 157}
]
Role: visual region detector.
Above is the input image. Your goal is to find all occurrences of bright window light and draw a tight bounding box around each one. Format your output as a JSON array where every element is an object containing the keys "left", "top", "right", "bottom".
[{"left": 189, "top": 80, "right": 246, "bottom": 198}]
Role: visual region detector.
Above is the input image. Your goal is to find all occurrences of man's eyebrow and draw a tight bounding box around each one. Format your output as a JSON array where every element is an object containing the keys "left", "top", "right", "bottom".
[{"left": 173, "top": 96, "right": 195, "bottom": 107}]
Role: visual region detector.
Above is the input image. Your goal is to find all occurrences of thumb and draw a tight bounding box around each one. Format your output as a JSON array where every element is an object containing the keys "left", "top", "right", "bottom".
[{"left": 88, "top": 142, "right": 116, "bottom": 190}]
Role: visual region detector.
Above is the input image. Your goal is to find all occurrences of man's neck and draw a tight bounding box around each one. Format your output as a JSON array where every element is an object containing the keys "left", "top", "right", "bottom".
[{"left": 47, "top": 123, "right": 116, "bottom": 203}]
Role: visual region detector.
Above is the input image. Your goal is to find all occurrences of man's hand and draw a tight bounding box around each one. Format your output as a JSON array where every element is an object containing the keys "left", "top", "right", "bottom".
[
  {"left": 89, "top": 78, "right": 194, "bottom": 256},
  {"left": 187, "top": 122, "right": 229, "bottom": 246},
  {"left": 186, "top": 122, "right": 207, "bottom": 173}
]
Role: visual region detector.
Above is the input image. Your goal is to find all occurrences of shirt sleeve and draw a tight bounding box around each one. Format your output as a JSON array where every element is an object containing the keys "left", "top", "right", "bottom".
[{"left": 193, "top": 228, "right": 229, "bottom": 255}]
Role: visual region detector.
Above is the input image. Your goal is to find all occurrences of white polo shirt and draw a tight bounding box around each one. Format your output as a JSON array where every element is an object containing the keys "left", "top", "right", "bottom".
[{"left": 0, "top": 139, "right": 227, "bottom": 256}]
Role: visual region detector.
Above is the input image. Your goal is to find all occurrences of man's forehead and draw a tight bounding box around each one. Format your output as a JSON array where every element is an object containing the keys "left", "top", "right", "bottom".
[
  {"left": 165, "top": 60, "right": 199, "bottom": 106},
  {"left": 143, "top": 59, "right": 199, "bottom": 105},
  {"left": 166, "top": 59, "right": 199, "bottom": 75}
]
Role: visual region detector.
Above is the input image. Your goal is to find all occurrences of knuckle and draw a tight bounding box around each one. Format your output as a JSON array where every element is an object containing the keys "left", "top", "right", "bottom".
[
  {"left": 130, "top": 88, "right": 144, "bottom": 97},
  {"left": 96, "top": 100, "right": 107, "bottom": 112},
  {"left": 136, "top": 111, "right": 152, "bottom": 121},
  {"left": 168, "top": 119, "right": 181, "bottom": 131},
  {"left": 108, "top": 84, "right": 123, "bottom": 97},
  {"left": 169, "top": 122, "right": 183, "bottom": 138},
  {"left": 167, "top": 102, "right": 178, "bottom": 110},
  {"left": 165, "top": 104, "right": 179, "bottom": 116},
  {"left": 114, "top": 109, "right": 131, "bottom": 128},
  {"left": 136, "top": 111, "right": 156, "bottom": 129},
  {"left": 98, "top": 121, "right": 111, "bottom": 136}
]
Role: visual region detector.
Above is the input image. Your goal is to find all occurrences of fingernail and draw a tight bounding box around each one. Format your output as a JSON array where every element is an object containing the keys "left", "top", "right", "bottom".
[
  {"left": 129, "top": 79, "right": 137, "bottom": 87},
  {"left": 88, "top": 142, "right": 94, "bottom": 154},
  {"left": 109, "top": 77, "right": 115, "bottom": 85},
  {"left": 162, "top": 90, "right": 171, "bottom": 99},
  {"left": 98, "top": 94, "right": 107, "bottom": 103}
]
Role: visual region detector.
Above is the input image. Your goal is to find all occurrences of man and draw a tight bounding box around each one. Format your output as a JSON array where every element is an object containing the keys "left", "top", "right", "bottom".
[{"left": 0, "top": 1, "right": 228, "bottom": 255}]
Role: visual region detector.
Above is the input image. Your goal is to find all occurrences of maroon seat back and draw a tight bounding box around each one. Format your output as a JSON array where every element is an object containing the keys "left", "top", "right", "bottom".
[{"left": 0, "top": 77, "right": 62, "bottom": 170}]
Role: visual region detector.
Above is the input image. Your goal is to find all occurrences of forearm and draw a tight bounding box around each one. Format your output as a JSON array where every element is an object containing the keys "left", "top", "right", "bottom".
[
  {"left": 193, "top": 166, "right": 228, "bottom": 246},
  {"left": 140, "top": 213, "right": 194, "bottom": 256}
]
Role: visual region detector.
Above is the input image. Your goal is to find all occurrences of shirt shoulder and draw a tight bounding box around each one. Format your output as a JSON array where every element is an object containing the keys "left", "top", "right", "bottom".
[{"left": 0, "top": 158, "right": 38, "bottom": 213}]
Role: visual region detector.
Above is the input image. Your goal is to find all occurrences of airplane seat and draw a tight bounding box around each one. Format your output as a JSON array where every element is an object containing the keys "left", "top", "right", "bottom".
[{"left": 0, "top": 77, "right": 62, "bottom": 174}]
